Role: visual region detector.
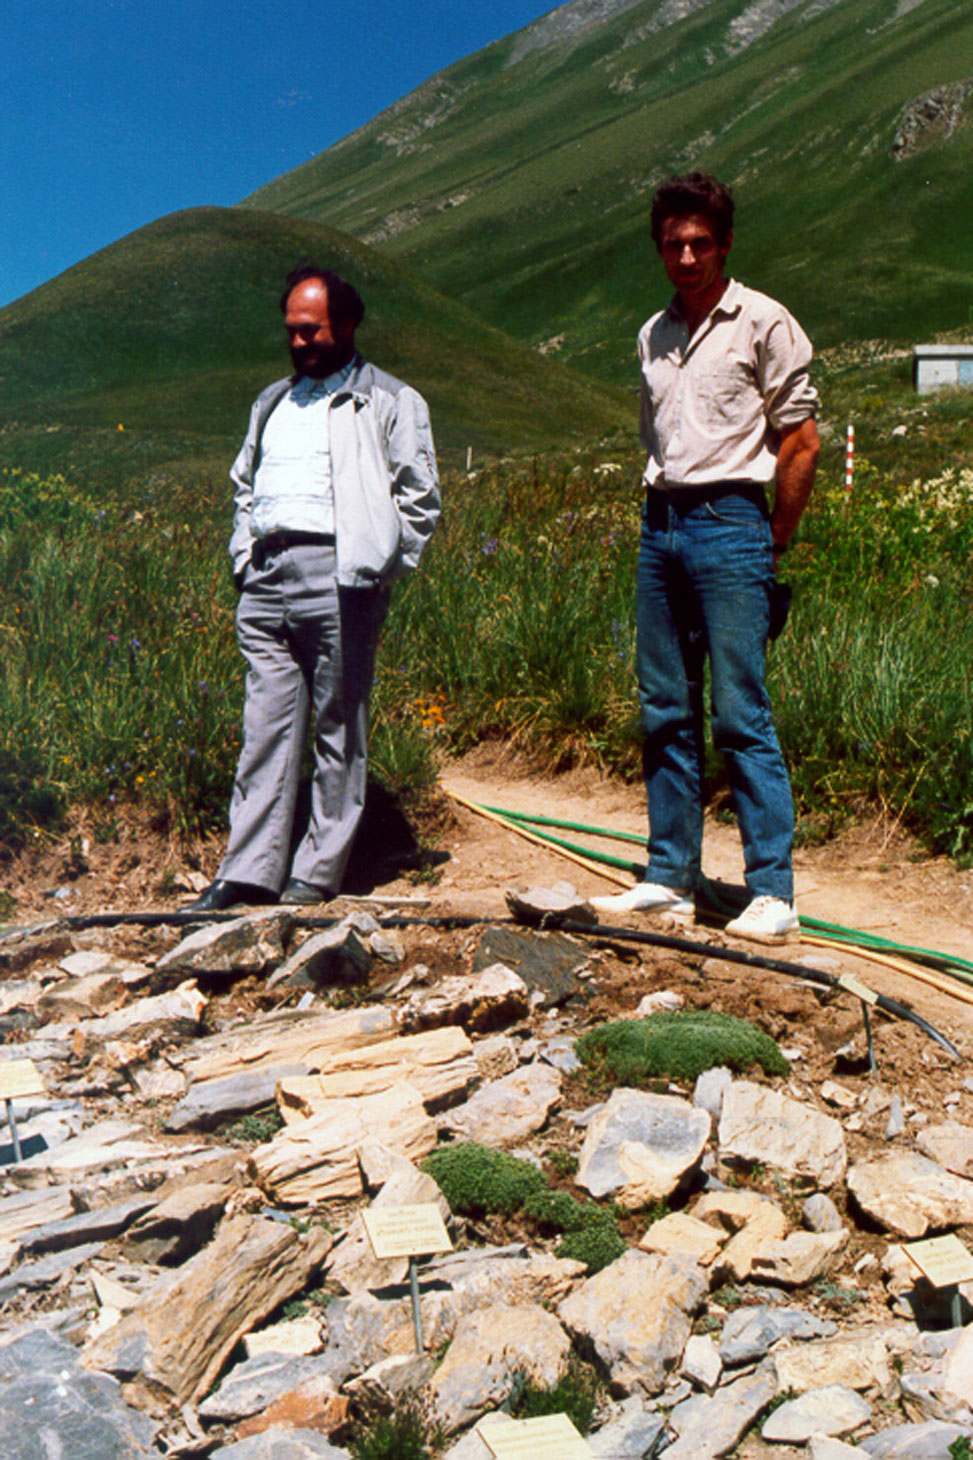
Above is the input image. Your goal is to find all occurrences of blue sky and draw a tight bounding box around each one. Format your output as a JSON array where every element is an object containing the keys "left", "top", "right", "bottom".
[{"left": 0, "top": 0, "right": 558, "bottom": 308}]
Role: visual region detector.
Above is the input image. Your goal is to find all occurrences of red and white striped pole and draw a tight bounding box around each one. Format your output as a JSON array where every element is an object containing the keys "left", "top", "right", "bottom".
[{"left": 844, "top": 422, "right": 855, "bottom": 496}]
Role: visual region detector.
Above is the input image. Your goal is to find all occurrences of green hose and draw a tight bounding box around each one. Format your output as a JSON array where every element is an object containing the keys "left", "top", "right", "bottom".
[{"left": 472, "top": 797, "right": 973, "bottom": 990}]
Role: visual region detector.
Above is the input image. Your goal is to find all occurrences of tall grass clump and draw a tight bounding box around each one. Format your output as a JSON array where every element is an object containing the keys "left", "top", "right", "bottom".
[
  {"left": 770, "top": 460, "right": 973, "bottom": 861},
  {"left": 0, "top": 463, "right": 241, "bottom": 838}
]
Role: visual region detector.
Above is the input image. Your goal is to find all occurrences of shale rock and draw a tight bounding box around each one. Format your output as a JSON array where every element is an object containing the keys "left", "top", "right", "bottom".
[{"left": 576, "top": 1087, "right": 710, "bottom": 1207}]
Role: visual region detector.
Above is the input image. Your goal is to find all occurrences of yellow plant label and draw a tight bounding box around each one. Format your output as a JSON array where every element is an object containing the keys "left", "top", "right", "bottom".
[
  {"left": 361, "top": 1203, "right": 452, "bottom": 1260},
  {"left": 0, "top": 1060, "right": 46, "bottom": 1101},
  {"left": 477, "top": 1413, "right": 593, "bottom": 1458},
  {"left": 836, "top": 972, "right": 879, "bottom": 1005},
  {"left": 904, "top": 1234, "right": 973, "bottom": 1289}
]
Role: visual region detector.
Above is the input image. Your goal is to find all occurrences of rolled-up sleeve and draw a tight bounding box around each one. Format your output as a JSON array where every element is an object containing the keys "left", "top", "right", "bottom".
[{"left": 758, "top": 313, "right": 819, "bottom": 431}]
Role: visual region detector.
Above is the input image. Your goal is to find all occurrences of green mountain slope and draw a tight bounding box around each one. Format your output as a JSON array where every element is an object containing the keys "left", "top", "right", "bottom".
[
  {"left": 0, "top": 207, "right": 630, "bottom": 452},
  {"left": 243, "top": 0, "right": 973, "bottom": 382}
]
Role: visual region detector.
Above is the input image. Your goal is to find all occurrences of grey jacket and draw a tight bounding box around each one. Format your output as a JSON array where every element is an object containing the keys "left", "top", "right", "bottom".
[{"left": 229, "top": 355, "right": 440, "bottom": 589}]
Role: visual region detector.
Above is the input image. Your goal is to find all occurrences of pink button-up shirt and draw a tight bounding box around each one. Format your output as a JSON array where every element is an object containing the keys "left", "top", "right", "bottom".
[{"left": 638, "top": 279, "right": 818, "bottom": 490}]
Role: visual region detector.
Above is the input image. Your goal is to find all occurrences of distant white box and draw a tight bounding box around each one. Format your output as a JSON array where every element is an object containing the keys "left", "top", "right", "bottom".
[{"left": 913, "top": 343, "right": 973, "bottom": 394}]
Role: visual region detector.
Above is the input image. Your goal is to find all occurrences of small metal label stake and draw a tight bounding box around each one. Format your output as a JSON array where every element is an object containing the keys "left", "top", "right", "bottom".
[
  {"left": 904, "top": 1234, "right": 973, "bottom": 1328},
  {"left": 476, "top": 1412, "right": 594, "bottom": 1458},
  {"left": 362, "top": 1203, "right": 452, "bottom": 1353},
  {"left": 837, "top": 973, "right": 880, "bottom": 1074},
  {"left": 0, "top": 1060, "right": 45, "bottom": 1164}
]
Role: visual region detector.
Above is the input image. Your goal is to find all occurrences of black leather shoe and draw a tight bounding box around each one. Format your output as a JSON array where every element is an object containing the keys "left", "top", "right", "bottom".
[
  {"left": 187, "top": 880, "right": 277, "bottom": 912},
  {"left": 279, "top": 878, "right": 332, "bottom": 906}
]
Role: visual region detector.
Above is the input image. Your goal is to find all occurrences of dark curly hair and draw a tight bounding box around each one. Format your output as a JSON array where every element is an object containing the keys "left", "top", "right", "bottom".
[
  {"left": 279, "top": 264, "right": 365, "bottom": 330},
  {"left": 650, "top": 172, "right": 735, "bottom": 249}
]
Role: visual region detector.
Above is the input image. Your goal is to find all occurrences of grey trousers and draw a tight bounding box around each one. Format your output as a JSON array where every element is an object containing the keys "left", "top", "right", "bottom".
[{"left": 218, "top": 539, "right": 387, "bottom": 894}]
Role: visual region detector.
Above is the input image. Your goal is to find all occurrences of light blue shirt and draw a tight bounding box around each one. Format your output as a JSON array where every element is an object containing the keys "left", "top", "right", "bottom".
[{"left": 250, "top": 363, "right": 354, "bottom": 539}]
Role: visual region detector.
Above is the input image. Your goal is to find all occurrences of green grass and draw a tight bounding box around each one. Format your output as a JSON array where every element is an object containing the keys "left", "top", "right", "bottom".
[
  {"left": 242, "top": 0, "right": 973, "bottom": 384},
  {"left": 575, "top": 1011, "right": 791, "bottom": 1086},
  {"left": 0, "top": 349, "right": 971, "bottom": 866}
]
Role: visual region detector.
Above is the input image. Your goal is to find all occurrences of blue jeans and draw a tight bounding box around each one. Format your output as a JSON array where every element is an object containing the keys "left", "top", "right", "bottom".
[{"left": 636, "top": 487, "right": 794, "bottom": 900}]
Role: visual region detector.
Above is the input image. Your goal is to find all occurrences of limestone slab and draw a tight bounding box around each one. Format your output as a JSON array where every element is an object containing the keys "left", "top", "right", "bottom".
[
  {"left": 183, "top": 1005, "right": 396, "bottom": 1085},
  {"left": 692, "top": 1189, "right": 788, "bottom": 1281},
  {"left": 249, "top": 1081, "right": 436, "bottom": 1204},
  {"left": 424, "top": 1303, "right": 571, "bottom": 1434},
  {"left": 576, "top": 1087, "right": 710, "bottom": 1207},
  {"left": 663, "top": 1360, "right": 779, "bottom": 1459},
  {"left": 917, "top": 1121, "right": 973, "bottom": 1179},
  {"left": 639, "top": 1211, "right": 724, "bottom": 1265},
  {"left": 719, "top": 1304, "right": 836, "bottom": 1367},
  {"left": 558, "top": 1248, "right": 706, "bottom": 1394},
  {"left": 750, "top": 1227, "right": 849, "bottom": 1286},
  {"left": 774, "top": 1329, "right": 895, "bottom": 1397},
  {"left": 718, "top": 1081, "right": 847, "bottom": 1188},
  {"left": 155, "top": 908, "right": 295, "bottom": 977},
  {"left": 0, "top": 1327, "right": 156, "bottom": 1459},
  {"left": 762, "top": 1384, "right": 872, "bottom": 1442},
  {"left": 277, "top": 1026, "right": 476, "bottom": 1116},
  {"left": 441, "top": 1061, "right": 562, "bottom": 1147},
  {"left": 82, "top": 1214, "right": 333, "bottom": 1406},
  {"left": 848, "top": 1151, "right": 973, "bottom": 1237}
]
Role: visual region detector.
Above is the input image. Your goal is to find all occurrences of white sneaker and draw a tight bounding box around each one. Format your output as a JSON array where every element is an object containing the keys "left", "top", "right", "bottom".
[
  {"left": 590, "top": 882, "right": 693, "bottom": 916},
  {"left": 724, "top": 896, "right": 799, "bottom": 945}
]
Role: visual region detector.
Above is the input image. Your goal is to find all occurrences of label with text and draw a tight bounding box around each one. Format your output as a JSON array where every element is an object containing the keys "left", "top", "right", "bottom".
[
  {"left": 361, "top": 1203, "right": 452, "bottom": 1260},
  {"left": 477, "top": 1413, "right": 593, "bottom": 1459},
  {"left": 903, "top": 1233, "right": 973, "bottom": 1289}
]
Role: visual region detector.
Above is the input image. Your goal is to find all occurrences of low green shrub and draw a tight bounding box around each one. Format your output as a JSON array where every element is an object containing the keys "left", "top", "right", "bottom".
[
  {"left": 556, "top": 1209, "right": 627, "bottom": 1272},
  {"left": 512, "top": 1354, "right": 603, "bottom": 1435},
  {"left": 350, "top": 1403, "right": 429, "bottom": 1460},
  {"left": 575, "top": 1010, "right": 790, "bottom": 1085},
  {"left": 421, "top": 1143, "right": 546, "bottom": 1216}
]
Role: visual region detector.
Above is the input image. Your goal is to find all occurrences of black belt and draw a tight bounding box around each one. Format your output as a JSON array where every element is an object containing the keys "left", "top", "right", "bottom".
[
  {"left": 647, "top": 481, "right": 768, "bottom": 512},
  {"left": 258, "top": 532, "right": 335, "bottom": 553}
]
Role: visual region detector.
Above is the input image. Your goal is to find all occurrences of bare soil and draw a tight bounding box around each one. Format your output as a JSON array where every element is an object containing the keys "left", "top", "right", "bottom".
[{"left": 3, "top": 742, "right": 972, "bottom": 1091}]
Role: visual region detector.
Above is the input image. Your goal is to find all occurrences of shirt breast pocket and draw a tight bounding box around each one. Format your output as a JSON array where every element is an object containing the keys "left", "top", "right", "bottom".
[{"left": 694, "top": 357, "right": 756, "bottom": 422}]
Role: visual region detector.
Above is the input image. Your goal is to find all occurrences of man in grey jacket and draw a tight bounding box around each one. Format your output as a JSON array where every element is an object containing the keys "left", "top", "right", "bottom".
[{"left": 191, "top": 265, "right": 440, "bottom": 911}]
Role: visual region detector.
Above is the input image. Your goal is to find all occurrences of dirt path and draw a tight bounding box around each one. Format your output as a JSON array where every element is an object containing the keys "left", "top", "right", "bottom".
[
  {"left": 4, "top": 743, "right": 972, "bottom": 1055},
  {"left": 432, "top": 745, "right": 973, "bottom": 1049}
]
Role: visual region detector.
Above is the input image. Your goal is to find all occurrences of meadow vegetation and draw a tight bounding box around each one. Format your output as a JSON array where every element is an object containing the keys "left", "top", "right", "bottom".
[{"left": 0, "top": 351, "right": 971, "bottom": 864}]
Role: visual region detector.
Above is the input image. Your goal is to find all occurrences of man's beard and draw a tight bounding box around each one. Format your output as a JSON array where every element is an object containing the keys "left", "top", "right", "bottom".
[{"left": 290, "top": 344, "right": 346, "bottom": 379}]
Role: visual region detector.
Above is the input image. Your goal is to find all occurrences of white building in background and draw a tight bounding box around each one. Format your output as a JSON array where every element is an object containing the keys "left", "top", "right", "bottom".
[{"left": 913, "top": 343, "right": 973, "bottom": 394}]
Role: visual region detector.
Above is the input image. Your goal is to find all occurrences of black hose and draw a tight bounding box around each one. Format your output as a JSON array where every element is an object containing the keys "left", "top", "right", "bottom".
[{"left": 57, "top": 906, "right": 961, "bottom": 1060}]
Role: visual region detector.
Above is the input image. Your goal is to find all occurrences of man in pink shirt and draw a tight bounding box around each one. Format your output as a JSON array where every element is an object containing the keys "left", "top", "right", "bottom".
[{"left": 593, "top": 173, "right": 819, "bottom": 943}]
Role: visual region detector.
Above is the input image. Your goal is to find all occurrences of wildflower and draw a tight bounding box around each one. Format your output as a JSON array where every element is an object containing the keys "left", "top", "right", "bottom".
[
  {"left": 481, "top": 538, "right": 499, "bottom": 556},
  {"left": 198, "top": 681, "right": 208, "bottom": 694}
]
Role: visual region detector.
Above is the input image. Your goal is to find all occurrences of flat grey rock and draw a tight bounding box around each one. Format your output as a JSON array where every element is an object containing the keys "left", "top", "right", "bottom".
[
  {"left": 155, "top": 909, "right": 295, "bottom": 977},
  {"left": 860, "top": 1421, "right": 973, "bottom": 1457},
  {"left": 209, "top": 1431, "right": 350, "bottom": 1459},
  {"left": 267, "top": 923, "right": 372, "bottom": 991},
  {"left": 165, "top": 1064, "right": 309, "bottom": 1131},
  {"left": 19, "top": 1195, "right": 155, "bottom": 1256},
  {"left": 199, "top": 1352, "right": 343, "bottom": 1420},
  {"left": 762, "top": 1384, "right": 871, "bottom": 1442},
  {"left": 587, "top": 1393, "right": 666, "bottom": 1457},
  {"left": 505, "top": 882, "right": 597, "bottom": 929},
  {"left": 577, "top": 1087, "right": 710, "bottom": 1205},
  {"left": 0, "top": 1241, "right": 105, "bottom": 1302},
  {"left": 663, "top": 1359, "right": 779, "bottom": 1459},
  {"left": 719, "top": 1304, "right": 836, "bottom": 1366},
  {"left": 0, "top": 1327, "right": 156, "bottom": 1458}
]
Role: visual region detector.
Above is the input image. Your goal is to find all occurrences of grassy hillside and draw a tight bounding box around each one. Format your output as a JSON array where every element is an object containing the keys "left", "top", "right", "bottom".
[
  {"left": 0, "top": 206, "right": 631, "bottom": 457},
  {"left": 243, "top": 0, "right": 973, "bottom": 383}
]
